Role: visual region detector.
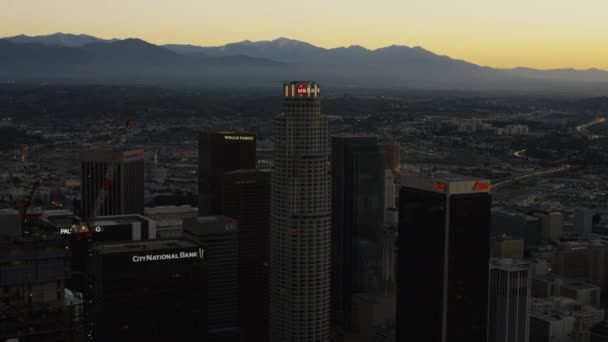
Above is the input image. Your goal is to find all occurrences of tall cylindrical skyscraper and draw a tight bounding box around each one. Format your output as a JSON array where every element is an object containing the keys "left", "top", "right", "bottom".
[{"left": 271, "top": 81, "right": 331, "bottom": 342}]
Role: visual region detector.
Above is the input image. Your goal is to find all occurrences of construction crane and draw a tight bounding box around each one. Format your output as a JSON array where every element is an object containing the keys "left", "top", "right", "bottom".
[
  {"left": 21, "top": 178, "right": 42, "bottom": 223},
  {"left": 73, "top": 120, "right": 134, "bottom": 238},
  {"left": 7, "top": 144, "right": 45, "bottom": 225}
]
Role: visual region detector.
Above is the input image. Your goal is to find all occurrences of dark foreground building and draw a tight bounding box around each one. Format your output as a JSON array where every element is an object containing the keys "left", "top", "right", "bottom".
[
  {"left": 68, "top": 214, "right": 157, "bottom": 292},
  {"left": 184, "top": 216, "right": 239, "bottom": 340},
  {"left": 198, "top": 131, "right": 256, "bottom": 216},
  {"left": 396, "top": 176, "right": 491, "bottom": 342},
  {"left": 330, "top": 135, "right": 385, "bottom": 329},
  {"left": 222, "top": 169, "right": 272, "bottom": 341},
  {"left": 85, "top": 239, "right": 207, "bottom": 342},
  {"left": 591, "top": 321, "right": 608, "bottom": 342},
  {"left": 0, "top": 237, "right": 74, "bottom": 342}
]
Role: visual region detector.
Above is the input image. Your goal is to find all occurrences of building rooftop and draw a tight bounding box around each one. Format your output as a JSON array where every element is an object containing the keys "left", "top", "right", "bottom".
[
  {"left": 490, "top": 258, "right": 530, "bottom": 271},
  {"left": 531, "top": 296, "right": 603, "bottom": 316},
  {"left": 331, "top": 133, "right": 378, "bottom": 139},
  {"left": 144, "top": 205, "right": 197, "bottom": 215},
  {"left": 42, "top": 209, "right": 74, "bottom": 217},
  {"left": 401, "top": 175, "right": 491, "bottom": 195},
  {"left": 184, "top": 216, "right": 237, "bottom": 236},
  {"left": 92, "top": 238, "right": 199, "bottom": 255},
  {"left": 224, "top": 168, "right": 272, "bottom": 175},
  {"left": 79, "top": 149, "right": 143, "bottom": 161},
  {"left": 535, "top": 275, "right": 599, "bottom": 290},
  {"left": 0, "top": 208, "right": 19, "bottom": 215},
  {"left": 93, "top": 214, "right": 154, "bottom": 226}
]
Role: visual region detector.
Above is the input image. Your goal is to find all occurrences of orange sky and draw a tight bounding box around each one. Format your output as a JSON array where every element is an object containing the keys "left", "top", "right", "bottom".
[{"left": 2, "top": 0, "right": 607, "bottom": 70}]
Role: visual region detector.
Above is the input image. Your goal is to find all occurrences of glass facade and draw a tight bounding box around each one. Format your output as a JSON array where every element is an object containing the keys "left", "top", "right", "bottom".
[{"left": 397, "top": 186, "right": 490, "bottom": 342}]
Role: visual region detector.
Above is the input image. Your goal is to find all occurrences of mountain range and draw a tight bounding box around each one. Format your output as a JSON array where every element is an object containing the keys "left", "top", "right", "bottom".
[{"left": 1, "top": 32, "right": 608, "bottom": 94}]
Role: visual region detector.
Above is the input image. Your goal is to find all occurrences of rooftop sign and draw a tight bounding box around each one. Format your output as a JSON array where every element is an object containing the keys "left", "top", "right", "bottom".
[
  {"left": 297, "top": 84, "right": 307, "bottom": 95},
  {"left": 131, "top": 248, "right": 205, "bottom": 263},
  {"left": 472, "top": 182, "right": 491, "bottom": 192},
  {"left": 224, "top": 135, "right": 254, "bottom": 141},
  {"left": 283, "top": 82, "right": 320, "bottom": 98},
  {"left": 433, "top": 182, "right": 447, "bottom": 193}
]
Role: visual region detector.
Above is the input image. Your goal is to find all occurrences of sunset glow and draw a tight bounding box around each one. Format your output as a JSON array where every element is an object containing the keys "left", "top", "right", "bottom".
[{"left": 2, "top": 0, "right": 607, "bottom": 69}]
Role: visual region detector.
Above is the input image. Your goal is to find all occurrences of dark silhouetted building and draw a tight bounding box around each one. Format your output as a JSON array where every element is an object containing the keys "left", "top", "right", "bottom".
[
  {"left": 591, "top": 321, "right": 608, "bottom": 342},
  {"left": 80, "top": 149, "right": 144, "bottom": 220},
  {"left": 222, "top": 169, "right": 272, "bottom": 341},
  {"left": 271, "top": 81, "right": 331, "bottom": 342},
  {"left": 198, "top": 131, "right": 256, "bottom": 216},
  {"left": 0, "top": 237, "right": 73, "bottom": 342},
  {"left": 397, "top": 175, "right": 491, "bottom": 342},
  {"left": 331, "top": 135, "right": 385, "bottom": 329},
  {"left": 491, "top": 209, "right": 541, "bottom": 252},
  {"left": 85, "top": 239, "right": 207, "bottom": 342},
  {"left": 0, "top": 209, "right": 21, "bottom": 237},
  {"left": 69, "top": 214, "right": 157, "bottom": 292},
  {"left": 184, "top": 216, "right": 239, "bottom": 340}
]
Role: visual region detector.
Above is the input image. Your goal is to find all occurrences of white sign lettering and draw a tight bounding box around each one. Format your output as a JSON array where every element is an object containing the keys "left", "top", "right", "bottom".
[{"left": 131, "top": 250, "right": 204, "bottom": 263}]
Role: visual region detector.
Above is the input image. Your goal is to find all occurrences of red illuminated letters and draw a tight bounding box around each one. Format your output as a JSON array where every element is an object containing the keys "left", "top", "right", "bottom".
[
  {"left": 297, "top": 85, "right": 307, "bottom": 95},
  {"left": 473, "top": 182, "right": 491, "bottom": 191},
  {"left": 433, "top": 182, "right": 447, "bottom": 192}
]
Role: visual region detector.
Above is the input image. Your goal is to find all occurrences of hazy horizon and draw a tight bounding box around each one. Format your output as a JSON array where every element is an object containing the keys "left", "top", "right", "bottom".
[
  {"left": 2, "top": 0, "right": 608, "bottom": 70},
  {"left": 4, "top": 31, "right": 608, "bottom": 73}
]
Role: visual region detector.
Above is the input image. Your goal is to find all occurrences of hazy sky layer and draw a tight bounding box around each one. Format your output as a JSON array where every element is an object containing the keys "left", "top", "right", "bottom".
[{"left": 2, "top": 0, "right": 607, "bottom": 70}]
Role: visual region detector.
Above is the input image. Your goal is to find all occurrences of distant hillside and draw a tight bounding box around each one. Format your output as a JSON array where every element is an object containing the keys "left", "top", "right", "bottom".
[
  {"left": 5, "top": 33, "right": 113, "bottom": 47},
  {"left": 1, "top": 34, "right": 608, "bottom": 94}
]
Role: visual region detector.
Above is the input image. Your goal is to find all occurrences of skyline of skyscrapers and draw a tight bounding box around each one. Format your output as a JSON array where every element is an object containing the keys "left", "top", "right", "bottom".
[
  {"left": 7, "top": 79, "right": 603, "bottom": 342},
  {"left": 271, "top": 81, "right": 331, "bottom": 342}
]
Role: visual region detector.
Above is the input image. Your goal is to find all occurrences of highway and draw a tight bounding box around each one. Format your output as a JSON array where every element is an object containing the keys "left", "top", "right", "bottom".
[
  {"left": 576, "top": 117, "right": 606, "bottom": 140},
  {"left": 493, "top": 164, "right": 571, "bottom": 190},
  {"left": 512, "top": 149, "right": 527, "bottom": 158}
]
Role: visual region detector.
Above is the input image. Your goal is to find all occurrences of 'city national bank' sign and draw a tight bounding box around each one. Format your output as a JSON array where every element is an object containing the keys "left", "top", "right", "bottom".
[{"left": 132, "top": 249, "right": 205, "bottom": 263}]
